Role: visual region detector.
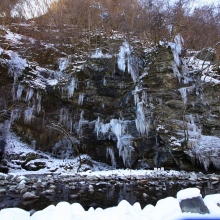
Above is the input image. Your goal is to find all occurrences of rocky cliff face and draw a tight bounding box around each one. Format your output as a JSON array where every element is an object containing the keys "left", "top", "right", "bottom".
[{"left": 0, "top": 24, "right": 220, "bottom": 172}]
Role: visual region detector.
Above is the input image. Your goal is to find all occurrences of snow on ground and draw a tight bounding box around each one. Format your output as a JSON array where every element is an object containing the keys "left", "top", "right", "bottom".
[
  {"left": 177, "top": 187, "right": 201, "bottom": 201},
  {"left": 0, "top": 188, "right": 220, "bottom": 220},
  {"left": 187, "top": 56, "right": 220, "bottom": 84},
  {"left": 91, "top": 49, "right": 112, "bottom": 59}
]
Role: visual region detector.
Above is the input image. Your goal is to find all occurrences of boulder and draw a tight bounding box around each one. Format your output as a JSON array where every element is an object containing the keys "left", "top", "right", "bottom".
[
  {"left": 196, "top": 48, "right": 215, "bottom": 61},
  {"left": 23, "top": 192, "right": 39, "bottom": 201},
  {"left": 177, "top": 188, "right": 209, "bottom": 214}
]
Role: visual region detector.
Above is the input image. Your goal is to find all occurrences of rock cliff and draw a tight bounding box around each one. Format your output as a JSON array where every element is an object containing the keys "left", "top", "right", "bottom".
[{"left": 0, "top": 24, "right": 220, "bottom": 172}]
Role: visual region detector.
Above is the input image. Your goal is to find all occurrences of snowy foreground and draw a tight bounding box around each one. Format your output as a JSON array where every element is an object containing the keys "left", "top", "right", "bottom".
[{"left": 0, "top": 188, "right": 220, "bottom": 220}]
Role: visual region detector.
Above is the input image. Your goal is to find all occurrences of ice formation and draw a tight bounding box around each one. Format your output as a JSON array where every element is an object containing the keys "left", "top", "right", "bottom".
[
  {"left": 168, "top": 34, "right": 183, "bottom": 67},
  {"left": 103, "top": 77, "right": 106, "bottom": 86},
  {"left": 78, "top": 94, "right": 85, "bottom": 105},
  {"left": 10, "top": 109, "right": 21, "bottom": 125},
  {"left": 135, "top": 102, "right": 149, "bottom": 135},
  {"left": 25, "top": 88, "right": 34, "bottom": 102},
  {"left": 118, "top": 41, "right": 131, "bottom": 72},
  {"left": 178, "top": 86, "right": 195, "bottom": 105},
  {"left": 16, "top": 84, "right": 23, "bottom": 100},
  {"left": 59, "top": 108, "right": 73, "bottom": 132},
  {"left": 76, "top": 110, "right": 88, "bottom": 137},
  {"left": 133, "top": 85, "right": 150, "bottom": 136},
  {"left": 117, "top": 41, "right": 139, "bottom": 83},
  {"left": 169, "top": 35, "right": 192, "bottom": 84},
  {"left": 95, "top": 118, "right": 134, "bottom": 167},
  {"left": 7, "top": 51, "right": 27, "bottom": 82},
  {"left": 106, "top": 147, "right": 116, "bottom": 168},
  {"left": 58, "top": 57, "right": 70, "bottom": 72},
  {"left": 67, "top": 78, "right": 76, "bottom": 98},
  {"left": 24, "top": 108, "right": 33, "bottom": 124},
  {"left": 52, "top": 136, "right": 75, "bottom": 159},
  {"left": 186, "top": 135, "right": 220, "bottom": 171}
]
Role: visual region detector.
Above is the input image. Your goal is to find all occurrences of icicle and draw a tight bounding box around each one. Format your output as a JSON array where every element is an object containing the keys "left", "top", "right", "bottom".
[
  {"left": 179, "top": 85, "right": 195, "bottom": 105},
  {"left": 119, "top": 82, "right": 124, "bottom": 89},
  {"left": 103, "top": 77, "right": 106, "bottom": 86},
  {"left": 127, "top": 56, "right": 139, "bottom": 83},
  {"left": 78, "top": 93, "right": 85, "bottom": 105},
  {"left": 67, "top": 78, "right": 75, "bottom": 98},
  {"left": 106, "top": 147, "right": 116, "bottom": 169},
  {"left": 77, "top": 110, "right": 88, "bottom": 137},
  {"left": 86, "top": 81, "right": 90, "bottom": 88},
  {"left": 95, "top": 116, "right": 101, "bottom": 137},
  {"left": 25, "top": 88, "right": 34, "bottom": 102},
  {"left": 16, "top": 84, "right": 23, "bottom": 100},
  {"left": 178, "top": 87, "right": 187, "bottom": 105},
  {"left": 24, "top": 108, "right": 33, "bottom": 123},
  {"left": 59, "top": 108, "right": 73, "bottom": 132},
  {"left": 169, "top": 34, "right": 183, "bottom": 67},
  {"left": 117, "top": 41, "right": 139, "bottom": 83},
  {"left": 133, "top": 85, "right": 140, "bottom": 106},
  {"left": 36, "top": 91, "right": 42, "bottom": 114},
  {"left": 95, "top": 117, "right": 134, "bottom": 167},
  {"left": 135, "top": 102, "right": 149, "bottom": 135},
  {"left": 31, "top": 140, "right": 36, "bottom": 150}
]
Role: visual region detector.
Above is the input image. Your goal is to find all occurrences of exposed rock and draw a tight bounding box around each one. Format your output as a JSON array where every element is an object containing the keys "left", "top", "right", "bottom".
[
  {"left": 0, "top": 188, "right": 6, "bottom": 195},
  {"left": 179, "top": 196, "right": 210, "bottom": 214},
  {"left": 45, "top": 189, "right": 56, "bottom": 194},
  {"left": 70, "top": 194, "right": 79, "bottom": 199},
  {"left": 0, "top": 174, "right": 6, "bottom": 180},
  {"left": 177, "top": 188, "right": 210, "bottom": 214},
  {"left": 1, "top": 25, "right": 220, "bottom": 173},
  {"left": 196, "top": 48, "right": 215, "bottom": 61},
  {"left": 23, "top": 192, "right": 39, "bottom": 200}
]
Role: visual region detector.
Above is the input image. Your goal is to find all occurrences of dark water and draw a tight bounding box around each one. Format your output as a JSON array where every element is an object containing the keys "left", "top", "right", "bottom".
[{"left": 1, "top": 180, "right": 220, "bottom": 212}]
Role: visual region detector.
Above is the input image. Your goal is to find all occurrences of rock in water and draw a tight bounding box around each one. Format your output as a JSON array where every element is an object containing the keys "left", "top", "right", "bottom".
[
  {"left": 179, "top": 197, "right": 210, "bottom": 214},
  {"left": 177, "top": 188, "right": 209, "bottom": 214},
  {"left": 23, "top": 192, "right": 39, "bottom": 201}
]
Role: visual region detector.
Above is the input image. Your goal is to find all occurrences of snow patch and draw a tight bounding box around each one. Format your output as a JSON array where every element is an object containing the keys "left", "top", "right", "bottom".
[
  {"left": 177, "top": 188, "right": 201, "bottom": 202},
  {"left": 91, "top": 49, "right": 112, "bottom": 58}
]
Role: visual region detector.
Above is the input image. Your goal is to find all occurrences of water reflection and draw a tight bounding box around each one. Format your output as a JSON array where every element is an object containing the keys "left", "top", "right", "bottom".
[{"left": 0, "top": 180, "right": 220, "bottom": 212}]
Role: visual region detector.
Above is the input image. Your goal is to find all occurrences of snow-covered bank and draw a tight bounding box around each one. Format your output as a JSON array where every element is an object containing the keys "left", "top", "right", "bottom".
[{"left": 0, "top": 188, "right": 220, "bottom": 220}]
